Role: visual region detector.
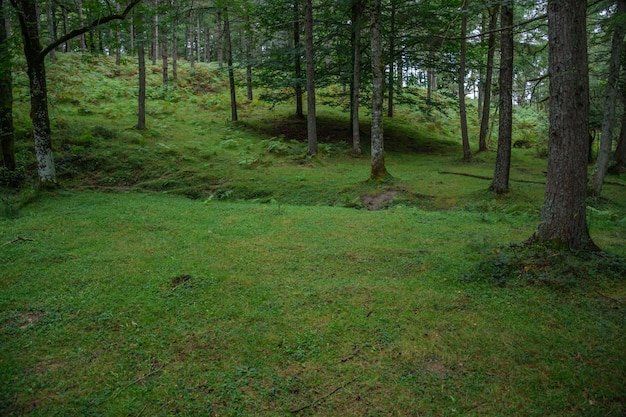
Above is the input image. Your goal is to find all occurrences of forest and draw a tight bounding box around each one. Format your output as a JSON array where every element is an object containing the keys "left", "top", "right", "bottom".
[{"left": 1, "top": 0, "right": 626, "bottom": 416}]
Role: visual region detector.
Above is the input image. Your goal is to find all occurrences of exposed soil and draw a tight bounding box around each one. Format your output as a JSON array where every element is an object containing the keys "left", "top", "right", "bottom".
[{"left": 361, "top": 191, "right": 398, "bottom": 210}]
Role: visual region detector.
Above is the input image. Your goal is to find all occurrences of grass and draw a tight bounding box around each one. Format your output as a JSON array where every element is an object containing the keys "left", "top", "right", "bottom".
[{"left": 1, "top": 53, "right": 626, "bottom": 416}]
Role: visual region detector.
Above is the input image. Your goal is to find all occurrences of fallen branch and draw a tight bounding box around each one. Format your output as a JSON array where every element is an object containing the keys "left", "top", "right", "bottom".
[
  {"left": 596, "top": 291, "right": 625, "bottom": 304},
  {"left": 290, "top": 378, "right": 357, "bottom": 413},
  {"left": 605, "top": 180, "right": 626, "bottom": 188},
  {"left": 439, "top": 171, "right": 545, "bottom": 185},
  {"left": 0, "top": 236, "right": 34, "bottom": 248},
  {"left": 95, "top": 362, "right": 167, "bottom": 406}
]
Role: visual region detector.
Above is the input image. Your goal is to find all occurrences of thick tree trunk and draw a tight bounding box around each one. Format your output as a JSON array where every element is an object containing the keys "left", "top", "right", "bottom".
[
  {"left": 590, "top": 0, "right": 626, "bottom": 197},
  {"left": 490, "top": 3, "right": 513, "bottom": 194},
  {"left": 458, "top": 0, "right": 471, "bottom": 162},
  {"left": 0, "top": 0, "right": 15, "bottom": 171},
  {"left": 531, "top": 0, "right": 595, "bottom": 250},
  {"left": 304, "top": 0, "right": 317, "bottom": 155},
  {"left": 479, "top": 4, "right": 499, "bottom": 152},
  {"left": 370, "top": 0, "right": 389, "bottom": 180},
  {"left": 351, "top": 0, "right": 363, "bottom": 155},
  {"left": 223, "top": 8, "right": 238, "bottom": 122},
  {"left": 294, "top": 0, "right": 304, "bottom": 118}
]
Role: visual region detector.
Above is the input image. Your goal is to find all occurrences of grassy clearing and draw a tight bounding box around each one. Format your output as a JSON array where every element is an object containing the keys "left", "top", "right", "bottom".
[
  {"left": 1, "top": 192, "right": 625, "bottom": 416},
  {"left": 2, "top": 53, "right": 626, "bottom": 416}
]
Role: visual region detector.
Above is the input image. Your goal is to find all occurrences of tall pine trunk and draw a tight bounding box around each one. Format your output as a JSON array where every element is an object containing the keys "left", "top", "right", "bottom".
[
  {"left": 350, "top": 0, "right": 363, "bottom": 155},
  {"left": 223, "top": 8, "right": 238, "bottom": 122},
  {"left": 490, "top": 3, "right": 513, "bottom": 194},
  {"left": 590, "top": 0, "right": 626, "bottom": 197},
  {"left": 612, "top": 83, "right": 626, "bottom": 172},
  {"left": 136, "top": 12, "right": 146, "bottom": 130},
  {"left": 370, "top": 0, "right": 389, "bottom": 180},
  {"left": 387, "top": 0, "right": 395, "bottom": 118},
  {"left": 294, "top": 0, "right": 304, "bottom": 118},
  {"left": 479, "top": 4, "right": 499, "bottom": 152},
  {"left": 531, "top": 0, "right": 595, "bottom": 250},
  {"left": 0, "top": 0, "right": 15, "bottom": 171},
  {"left": 458, "top": 0, "right": 471, "bottom": 162},
  {"left": 304, "top": 0, "right": 317, "bottom": 155}
]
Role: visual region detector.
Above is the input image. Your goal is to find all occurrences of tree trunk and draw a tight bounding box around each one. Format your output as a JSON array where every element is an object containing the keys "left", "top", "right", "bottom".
[
  {"left": 0, "top": 0, "right": 15, "bottom": 171},
  {"left": 612, "top": 82, "right": 626, "bottom": 172},
  {"left": 294, "top": 0, "right": 304, "bottom": 118},
  {"left": 387, "top": 0, "right": 395, "bottom": 118},
  {"left": 479, "top": 4, "right": 499, "bottom": 152},
  {"left": 590, "top": 0, "right": 626, "bottom": 197},
  {"left": 304, "top": 0, "right": 317, "bottom": 155},
  {"left": 531, "top": 0, "right": 595, "bottom": 250},
  {"left": 12, "top": 0, "right": 56, "bottom": 186},
  {"left": 77, "top": 0, "right": 86, "bottom": 53},
  {"left": 458, "top": 0, "right": 471, "bottom": 161},
  {"left": 162, "top": 26, "right": 168, "bottom": 86},
  {"left": 46, "top": 0, "right": 55, "bottom": 62},
  {"left": 490, "top": 3, "right": 512, "bottom": 194},
  {"left": 351, "top": 0, "right": 363, "bottom": 155},
  {"left": 245, "top": 13, "right": 253, "bottom": 101},
  {"left": 152, "top": 4, "right": 159, "bottom": 66},
  {"left": 188, "top": 12, "right": 194, "bottom": 68},
  {"left": 171, "top": 0, "right": 177, "bottom": 81},
  {"left": 370, "top": 0, "right": 389, "bottom": 180},
  {"left": 136, "top": 13, "right": 146, "bottom": 130},
  {"left": 223, "top": 8, "right": 238, "bottom": 122}
]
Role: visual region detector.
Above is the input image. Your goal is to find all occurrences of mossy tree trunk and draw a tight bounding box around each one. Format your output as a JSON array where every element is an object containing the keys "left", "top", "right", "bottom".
[
  {"left": 223, "top": 7, "right": 238, "bottom": 122},
  {"left": 490, "top": 2, "right": 513, "bottom": 194},
  {"left": 293, "top": 0, "right": 304, "bottom": 119},
  {"left": 530, "top": 0, "right": 595, "bottom": 251}
]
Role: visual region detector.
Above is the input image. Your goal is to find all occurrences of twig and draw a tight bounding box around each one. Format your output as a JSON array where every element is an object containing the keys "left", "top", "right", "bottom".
[
  {"left": 106, "top": 363, "right": 167, "bottom": 403},
  {"left": 0, "top": 236, "right": 34, "bottom": 248},
  {"left": 290, "top": 378, "right": 357, "bottom": 413},
  {"left": 596, "top": 291, "right": 625, "bottom": 304}
]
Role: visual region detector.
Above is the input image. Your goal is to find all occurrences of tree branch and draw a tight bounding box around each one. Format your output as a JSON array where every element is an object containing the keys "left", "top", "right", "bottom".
[{"left": 40, "top": 0, "right": 142, "bottom": 58}]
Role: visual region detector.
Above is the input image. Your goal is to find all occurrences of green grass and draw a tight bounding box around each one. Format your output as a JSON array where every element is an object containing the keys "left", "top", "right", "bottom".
[
  {"left": 2, "top": 52, "right": 626, "bottom": 416},
  {"left": 1, "top": 192, "right": 625, "bottom": 416}
]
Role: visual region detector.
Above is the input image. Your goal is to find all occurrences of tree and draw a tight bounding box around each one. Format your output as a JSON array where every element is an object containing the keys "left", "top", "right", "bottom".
[
  {"left": 223, "top": 6, "right": 238, "bottom": 122},
  {"left": 530, "top": 0, "right": 595, "bottom": 250},
  {"left": 136, "top": 10, "right": 146, "bottom": 130},
  {"left": 370, "top": 0, "right": 389, "bottom": 180},
  {"left": 8, "top": 0, "right": 141, "bottom": 187},
  {"left": 0, "top": 0, "right": 14, "bottom": 171},
  {"left": 478, "top": 3, "right": 499, "bottom": 152},
  {"left": 350, "top": 0, "right": 364, "bottom": 155},
  {"left": 304, "top": 0, "right": 317, "bottom": 154},
  {"left": 612, "top": 80, "right": 626, "bottom": 172},
  {"left": 590, "top": 0, "right": 626, "bottom": 197},
  {"left": 489, "top": 1, "right": 513, "bottom": 194},
  {"left": 458, "top": 0, "right": 471, "bottom": 162}
]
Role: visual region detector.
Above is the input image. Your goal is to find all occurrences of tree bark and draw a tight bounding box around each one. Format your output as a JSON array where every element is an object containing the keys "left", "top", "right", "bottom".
[
  {"left": 490, "top": 3, "right": 513, "bottom": 194},
  {"left": 76, "top": 0, "right": 86, "bottom": 53},
  {"left": 387, "top": 0, "right": 395, "bottom": 118},
  {"left": 136, "top": 12, "right": 146, "bottom": 130},
  {"left": 294, "top": 0, "right": 304, "bottom": 118},
  {"left": 223, "top": 7, "right": 238, "bottom": 122},
  {"left": 370, "top": 0, "right": 389, "bottom": 180},
  {"left": 350, "top": 0, "right": 363, "bottom": 155},
  {"left": 531, "top": 0, "right": 595, "bottom": 250},
  {"left": 479, "top": 4, "right": 499, "bottom": 152},
  {"left": 612, "top": 82, "right": 626, "bottom": 172},
  {"left": 304, "top": 0, "right": 317, "bottom": 155},
  {"left": 590, "top": 0, "right": 626, "bottom": 197},
  {"left": 12, "top": 0, "right": 56, "bottom": 186},
  {"left": 0, "top": 0, "right": 15, "bottom": 171},
  {"left": 171, "top": 0, "right": 177, "bottom": 81},
  {"left": 458, "top": 0, "right": 471, "bottom": 162}
]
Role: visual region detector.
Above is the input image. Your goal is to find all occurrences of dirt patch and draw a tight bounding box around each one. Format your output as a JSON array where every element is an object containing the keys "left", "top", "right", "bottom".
[
  {"left": 19, "top": 310, "right": 45, "bottom": 329},
  {"left": 171, "top": 274, "right": 192, "bottom": 289},
  {"left": 361, "top": 191, "right": 398, "bottom": 210}
]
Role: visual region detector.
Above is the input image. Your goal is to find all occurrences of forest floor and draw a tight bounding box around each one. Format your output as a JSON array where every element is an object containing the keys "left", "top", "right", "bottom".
[{"left": 1, "top": 54, "right": 626, "bottom": 416}]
